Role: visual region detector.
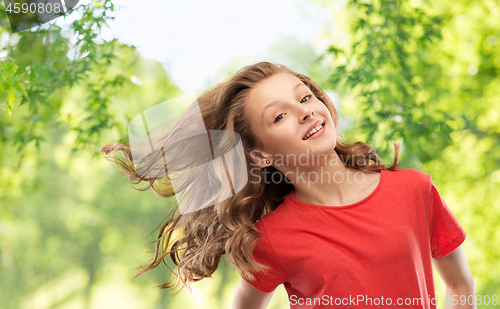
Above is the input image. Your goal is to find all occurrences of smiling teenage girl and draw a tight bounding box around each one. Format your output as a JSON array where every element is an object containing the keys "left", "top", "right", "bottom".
[{"left": 101, "top": 62, "right": 475, "bottom": 309}]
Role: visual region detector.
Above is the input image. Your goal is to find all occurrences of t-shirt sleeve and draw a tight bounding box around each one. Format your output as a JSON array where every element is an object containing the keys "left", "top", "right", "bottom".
[
  {"left": 242, "top": 220, "right": 287, "bottom": 293},
  {"left": 428, "top": 175, "right": 466, "bottom": 258}
]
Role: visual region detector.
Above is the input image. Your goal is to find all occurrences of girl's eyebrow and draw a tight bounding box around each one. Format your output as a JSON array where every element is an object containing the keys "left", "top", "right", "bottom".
[{"left": 261, "top": 82, "right": 306, "bottom": 120}]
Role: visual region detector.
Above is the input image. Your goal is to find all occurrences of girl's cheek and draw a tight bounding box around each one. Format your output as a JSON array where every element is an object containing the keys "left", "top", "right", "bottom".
[{"left": 276, "top": 129, "right": 291, "bottom": 141}]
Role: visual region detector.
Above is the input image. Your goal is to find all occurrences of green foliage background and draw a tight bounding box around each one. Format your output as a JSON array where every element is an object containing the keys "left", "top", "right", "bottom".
[{"left": 0, "top": 0, "right": 498, "bottom": 308}]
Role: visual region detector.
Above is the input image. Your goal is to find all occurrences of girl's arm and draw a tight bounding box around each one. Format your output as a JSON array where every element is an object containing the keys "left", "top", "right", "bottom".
[
  {"left": 431, "top": 245, "right": 476, "bottom": 309},
  {"left": 232, "top": 278, "right": 275, "bottom": 309}
]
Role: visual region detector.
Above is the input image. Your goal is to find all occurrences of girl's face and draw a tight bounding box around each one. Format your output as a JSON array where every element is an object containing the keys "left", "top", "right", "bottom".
[{"left": 245, "top": 73, "right": 337, "bottom": 167}]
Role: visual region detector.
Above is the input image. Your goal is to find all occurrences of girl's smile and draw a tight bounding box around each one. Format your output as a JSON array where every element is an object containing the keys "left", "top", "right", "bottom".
[{"left": 302, "top": 121, "right": 325, "bottom": 140}]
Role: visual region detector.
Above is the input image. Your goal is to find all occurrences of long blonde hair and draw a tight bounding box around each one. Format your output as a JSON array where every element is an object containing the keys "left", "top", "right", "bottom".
[{"left": 100, "top": 61, "right": 400, "bottom": 292}]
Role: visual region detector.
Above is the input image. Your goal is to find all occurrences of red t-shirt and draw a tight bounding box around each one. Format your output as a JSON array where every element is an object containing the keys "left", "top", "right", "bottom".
[{"left": 242, "top": 168, "right": 466, "bottom": 308}]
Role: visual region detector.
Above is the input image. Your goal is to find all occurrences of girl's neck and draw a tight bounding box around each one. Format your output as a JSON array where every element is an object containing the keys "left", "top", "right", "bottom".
[{"left": 286, "top": 152, "right": 379, "bottom": 207}]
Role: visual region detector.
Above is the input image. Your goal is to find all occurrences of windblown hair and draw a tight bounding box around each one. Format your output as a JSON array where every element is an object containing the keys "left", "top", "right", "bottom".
[{"left": 100, "top": 61, "right": 400, "bottom": 293}]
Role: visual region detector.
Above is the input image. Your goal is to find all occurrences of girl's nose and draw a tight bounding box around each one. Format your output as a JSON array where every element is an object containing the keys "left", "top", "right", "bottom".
[{"left": 301, "top": 108, "right": 314, "bottom": 122}]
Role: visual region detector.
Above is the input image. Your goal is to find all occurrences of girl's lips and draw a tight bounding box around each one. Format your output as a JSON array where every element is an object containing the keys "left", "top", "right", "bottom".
[{"left": 303, "top": 123, "right": 325, "bottom": 140}]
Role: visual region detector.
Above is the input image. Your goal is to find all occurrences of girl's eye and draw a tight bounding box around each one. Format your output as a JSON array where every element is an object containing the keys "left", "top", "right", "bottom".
[
  {"left": 273, "top": 95, "right": 313, "bottom": 123},
  {"left": 274, "top": 114, "right": 284, "bottom": 123},
  {"left": 300, "top": 94, "right": 312, "bottom": 104}
]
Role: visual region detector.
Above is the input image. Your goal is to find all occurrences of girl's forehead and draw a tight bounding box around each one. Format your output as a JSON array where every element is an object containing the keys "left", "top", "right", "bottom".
[
  {"left": 250, "top": 74, "right": 304, "bottom": 103},
  {"left": 257, "top": 73, "right": 301, "bottom": 91}
]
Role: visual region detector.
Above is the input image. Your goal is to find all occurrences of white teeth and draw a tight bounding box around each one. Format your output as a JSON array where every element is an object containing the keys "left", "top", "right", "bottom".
[{"left": 304, "top": 123, "right": 324, "bottom": 140}]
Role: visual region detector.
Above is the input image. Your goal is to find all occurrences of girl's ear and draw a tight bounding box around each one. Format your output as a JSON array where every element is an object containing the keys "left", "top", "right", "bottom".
[{"left": 249, "top": 149, "right": 271, "bottom": 168}]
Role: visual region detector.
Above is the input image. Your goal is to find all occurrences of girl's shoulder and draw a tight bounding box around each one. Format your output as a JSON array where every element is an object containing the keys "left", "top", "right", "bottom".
[
  {"left": 253, "top": 200, "right": 291, "bottom": 231},
  {"left": 385, "top": 167, "right": 432, "bottom": 190},
  {"left": 388, "top": 167, "right": 430, "bottom": 179}
]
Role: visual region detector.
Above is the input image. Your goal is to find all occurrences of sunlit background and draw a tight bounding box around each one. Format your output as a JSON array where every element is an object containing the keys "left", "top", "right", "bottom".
[
  {"left": 1, "top": 0, "right": 499, "bottom": 308},
  {"left": 98, "top": 0, "right": 337, "bottom": 93}
]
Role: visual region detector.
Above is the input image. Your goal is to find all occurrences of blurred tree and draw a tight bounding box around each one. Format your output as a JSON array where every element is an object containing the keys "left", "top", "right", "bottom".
[
  {"left": 320, "top": 0, "right": 454, "bottom": 165},
  {"left": 0, "top": 0, "right": 126, "bottom": 164},
  {"left": 0, "top": 38, "right": 184, "bottom": 309},
  {"left": 0, "top": 1, "right": 185, "bottom": 309}
]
